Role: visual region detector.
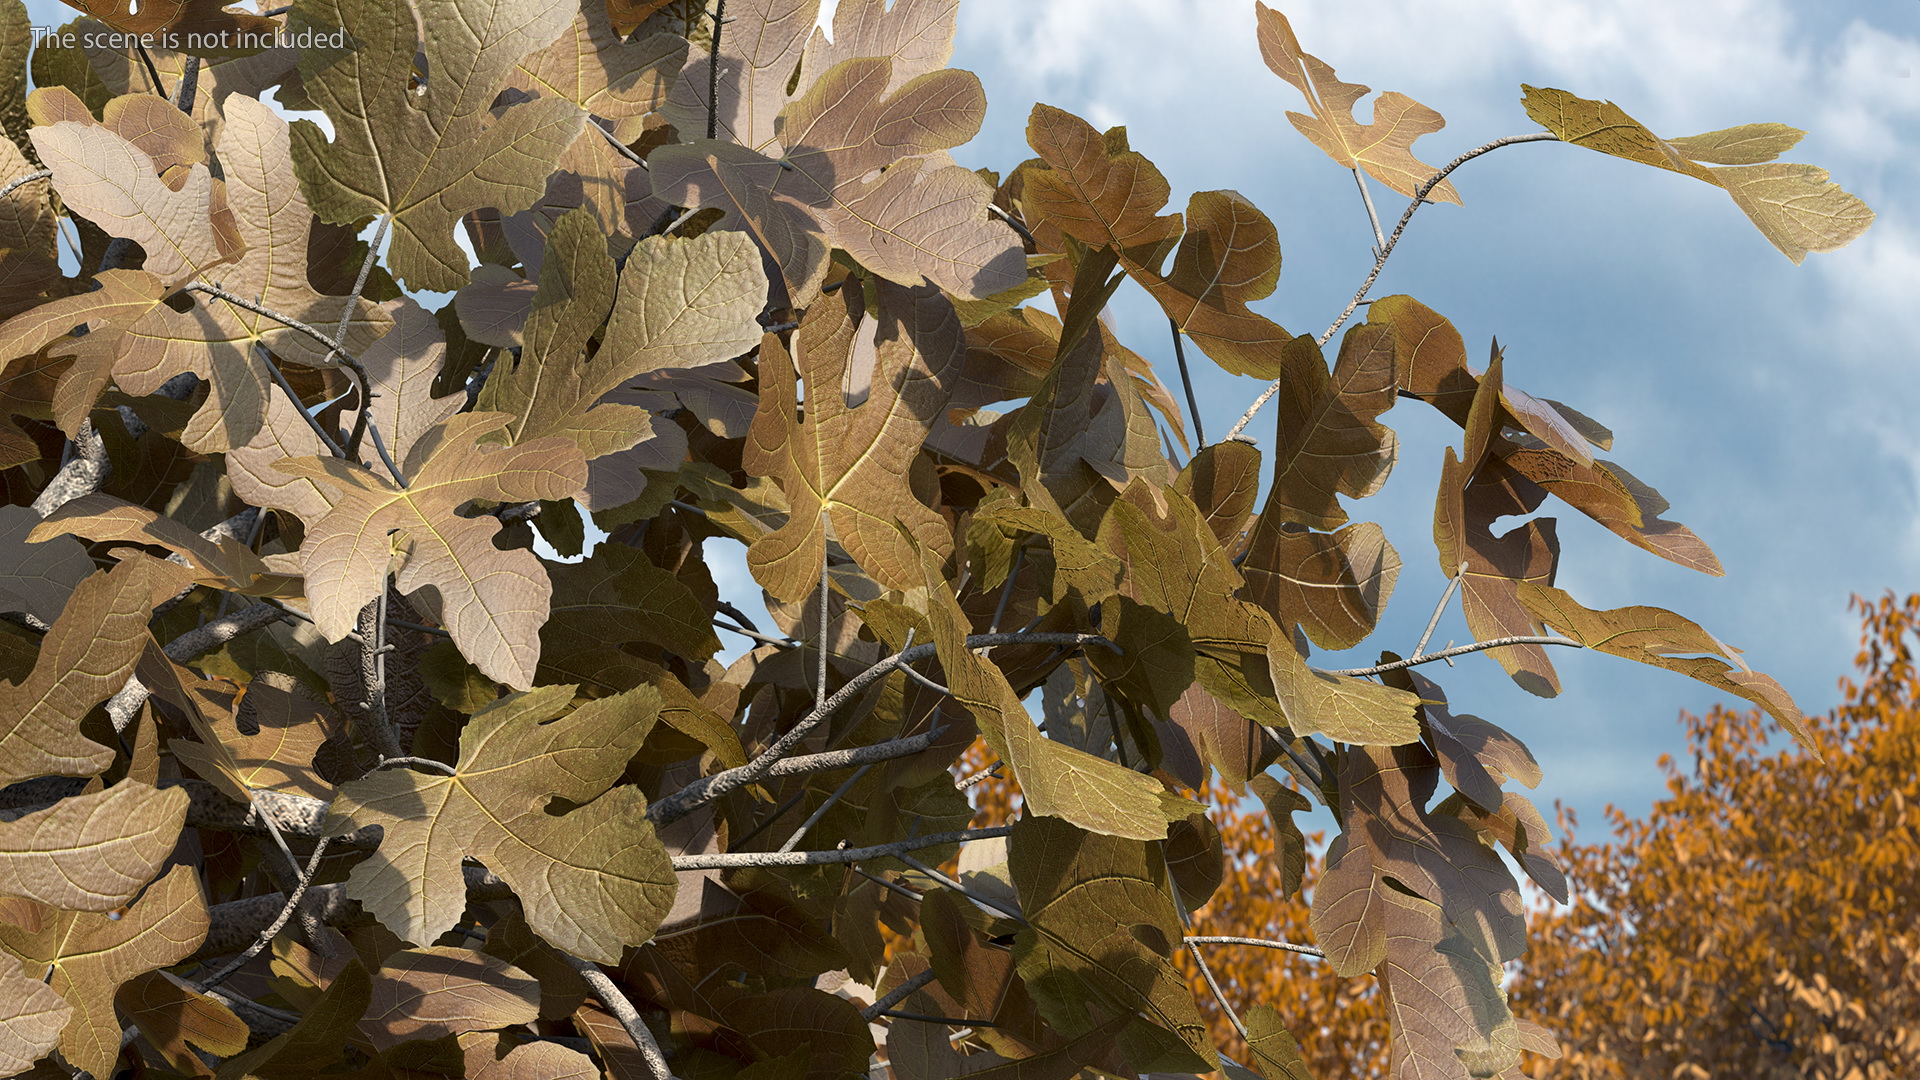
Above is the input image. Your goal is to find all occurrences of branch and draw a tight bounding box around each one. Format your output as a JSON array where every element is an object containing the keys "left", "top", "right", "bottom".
[
  {"left": 31, "top": 420, "right": 110, "bottom": 518},
  {"left": 1327, "top": 634, "right": 1580, "bottom": 677},
  {"left": 1185, "top": 934, "right": 1327, "bottom": 958},
  {"left": 353, "top": 594, "right": 406, "bottom": 761},
  {"left": 670, "top": 826, "right": 1012, "bottom": 870},
  {"left": 1414, "top": 562, "right": 1469, "bottom": 659},
  {"left": 761, "top": 726, "right": 946, "bottom": 779},
  {"left": 705, "top": 0, "right": 727, "bottom": 141},
  {"left": 258, "top": 344, "right": 348, "bottom": 459},
  {"left": 1223, "top": 132, "right": 1560, "bottom": 440},
  {"left": 195, "top": 837, "right": 332, "bottom": 991},
  {"left": 646, "top": 632, "right": 1113, "bottom": 826},
  {"left": 0, "top": 168, "right": 51, "bottom": 201},
  {"left": 893, "top": 851, "right": 1024, "bottom": 923},
  {"left": 777, "top": 764, "right": 870, "bottom": 853},
  {"left": 861, "top": 968, "right": 938, "bottom": 1022},
  {"left": 1187, "top": 939, "right": 1250, "bottom": 1042},
  {"left": 183, "top": 281, "right": 363, "bottom": 369},
  {"left": 593, "top": 118, "right": 650, "bottom": 171},
  {"left": 558, "top": 952, "right": 681, "bottom": 1080},
  {"left": 106, "top": 602, "right": 290, "bottom": 731}
]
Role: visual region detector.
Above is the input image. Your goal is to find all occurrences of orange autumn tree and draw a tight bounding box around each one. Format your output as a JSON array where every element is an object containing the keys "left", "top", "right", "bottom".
[{"left": 1513, "top": 593, "right": 1920, "bottom": 1079}]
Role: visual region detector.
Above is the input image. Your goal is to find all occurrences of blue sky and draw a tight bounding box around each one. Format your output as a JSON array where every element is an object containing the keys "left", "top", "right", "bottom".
[{"left": 17, "top": 0, "right": 1918, "bottom": 831}]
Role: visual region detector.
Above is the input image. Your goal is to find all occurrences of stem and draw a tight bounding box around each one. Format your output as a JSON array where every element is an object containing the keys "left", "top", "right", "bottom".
[
  {"left": 1187, "top": 940, "right": 1251, "bottom": 1042},
  {"left": 670, "top": 826, "right": 1012, "bottom": 870},
  {"left": 366, "top": 418, "right": 409, "bottom": 487},
  {"left": 195, "top": 837, "right": 332, "bottom": 991},
  {"left": 1185, "top": 934, "right": 1326, "bottom": 959},
  {"left": 170, "top": 55, "right": 202, "bottom": 113},
  {"left": 1414, "top": 562, "right": 1469, "bottom": 660},
  {"left": 1327, "top": 634, "right": 1580, "bottom": 677},
  {"left": 593, "top": 118, "right": 650, "bottom": 170},
  {"left": 861, "top": 968, "right": 938, "bottom": 1022},
  {"left": 705, "top": 0, "right": 727, "bottom": 141},
  {"left": 135, "top": 44, "right": 167, "bottom": 99},
  {"left": 1351, "top": 168, "right": 1386, "bottom": 255},
  {"left": 893, "top": 851, "right": 1023, "bottom": 923},
  {"left": 815, "top": 543, "right": 829, "bottom": 714},
  {"left": 1223, "top": 132, "right": 1559, "bottom": 441},
  {"left": 354, "top": 594, "right": 406, "bottom": 761},
  {"left": 646, "top": 633, "right": 1113, "bottom": 826},
  {"left": 715, "top": 620, "right": 796, "bottom": 649},
  {"left": 1169, "top": 318, "right": 1206, "bottom": 447},
  {"left": 259, "top": 346, "right": 348, "bottom": 459},
  {"left": 558, "top": 952, "right": 681, "bottom": 1080}
]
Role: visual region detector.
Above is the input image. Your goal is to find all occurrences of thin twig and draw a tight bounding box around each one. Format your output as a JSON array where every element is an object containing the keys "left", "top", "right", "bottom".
[
  {"left": 388, "top": 617, "right": 451, "bottom": 638},
  {"left": 851, "top": 866, "right": 926, "bottom": 903},
  {"left": 1186, "top": 934, "right": 1326, "bottom": 959},
  {"left": 184, "top": 282, "right": 361, "bottom": 367},
  {"left": 379, "top": 756, "right": 458, "bottom": 776},
  {"left": 862, "top": 968, "right": 939, "bottom": 1022},
  {"left": 671, "top": 826, "right": 1011, "bottom": 870},
  {"left": 593, "top": 118, "right": 649, "bottom": 170},
  {"left": 258, "top": 346, "right": 348, "bottom": 459},
  {"left": 195, "top": 837, "right": 333, "bottom": 990},
  {"left": 955, "top": 761, "right": 1003, "bottom": 790},
  {"left": 1414, "top": 562, "right": 1469, "bottom": 659},
  {"left": 0, "top": 169, "right": 51, "bottom": 202},
  {"left": 366, "top": 419, "right": 409, "bottom": 487},
  {"left": 816, "top": 543, "right": 829, "bottom": 714},
  {"left": 1187, "top": 940, "right": 1251, "bottom": 1042},
  {"left": 1351, "top": 168, "right": 1387, "bottom": 255},
  {"left": 715, "top": 620, "right": 797, "bottom": 649},
  {"left": 1328, "top": 634, "right": 1580, "bottom": 677},
  {"left": 878, "top": 1010, "right": 997, "bottom": 1028},
  {"left": 986, "top": 203, "right": 1038, "bottom": 248},
  {"left": 705, "top": 0, "right": 727, "bottom": 140},
  {"left": 893, "top": 852, "right": 1024, "bottom": 923},
  {"left": 558, "top": 952, "right": 681, "bottom": 1080},
  {"left": 1169, "top": 318, "right": 1206, "bottom": 447},
  {"left": 1223, "top": 132, "right": 1560, "bottom": 441},
  {"left": 777, "top": 764, "right": 871, "bottom": 853},
  {"left": 135, "top": 44, "right": 168, "bottom": 98},
  {"left": 334, "top": 215, "right": 388, "bottom": 350},
  {"left": 646, "top": 634, "right": 1114, "bottom": 825}
]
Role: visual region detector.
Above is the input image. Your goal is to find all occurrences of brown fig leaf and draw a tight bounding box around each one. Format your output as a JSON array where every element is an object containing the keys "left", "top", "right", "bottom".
[
  {"left": 157, "top": 668, "right": 340, "bottom": 804},
  {"left": 1434, "top": 450, "right": 1562, "bottom": 697},
  {"left": 605, "top": 0, "right": 675, "bottom": 37},
  {"left": 1402, "top": 669, "right": 1540, "bottom": 814},
  {"left": 662, "top": 0, "right": 816, "bottom": 153},
  {"left": 32, "top": 492, "right": 289, "bottom": 596},
  {"left": 1371, "top": 296, "right": 1719, "bottom": 574},
  {"left": 772, "top": 57, "right": 1025, "bottom": 300},
  {"left": 1022, "top": 103, "right": 1184, "bottom": 255},
  {"left": 1254, "top": 3, "right": 1461, "bottom": 203},
  {"left": 1009, "top": 814, "right": 1216, "bottom": 1071},
  {"left": 1521, "top": 85, "right": 1872, "bottom": 262},
  {"left": 0, "top": 864, "right": 207, "bottom": 1079},
  {"left": 1123, "top": 189, "right": 1294, "bottom": 378},
  {"left": 0, "top": 504, "right": 92, "bottom": 624},
  {"left": 0, "top": 782, "right": 187, "bottom": 911},
  {"left": 362, "top": 948, "right": 539, "bottom": 1051},
  {"left": 212, "top": 958, "right": 371, "bottom": 1080},
  {"left": 0, "top": 555, "right": 194, "bottom": 787},
  {"left": 0, "top": 966, "right": 69, "bottom": 1077},
  {"left": 0, "top": 268, "right": 165, "bottom": 438},
  {"left": 115, "top": 969, "right": 248, "bottom": 1074},
  {"left": 1263, "top": 328, "right": 1398, "bottom": 531},
  {"left": 1243, "top": 520, "right": 1401, "bottom": 651},
  {"left": 541, "top": 542, "right": 721, "bottom": 675},
  {"left": 31, "top": 115, "right": 238, "bottom": 287},
  {"left": 479, "top": 211, "right": 765, "bottom": 461},
  {"left": 507, "top": 6, "right": 686, "bottom": 233},
  {"left": 274, "top": 412, "right": 588, "bottom": 689},
  {"left": 648, "top": 140, "right": 831, "bottom": 307},
  {"left": 746, "top": 283, "right": 961, "bottom": 602},
  {"left": 118, "top": 92, "right": 392, "bottom": 452},
  {"left": 324, "top": 684, "right": 676, "bottom": 963},
  {"left": 459, "top": 1032, "right": 599, "bottom": 1080},
  {"left": 1517, "top": 581, "right": 1813, "bottom": 749},
  {"left": 0, "top": 134, "right": 59, "bottom": 322},
  {"left": 0, "top": 0, "right": 28, "bottom": 152},
  {"left": 910, "top": 551, "right": 1197, "bottom": 841},
  {"left": 797, "top": 0, "right": 960, "bottom": 97},
  {"left": 288, "top": 0, "right": 586, "bottom": 290},
  {"left": 1244, "top": 1004, "right": 1316, "bottom": 1080}
]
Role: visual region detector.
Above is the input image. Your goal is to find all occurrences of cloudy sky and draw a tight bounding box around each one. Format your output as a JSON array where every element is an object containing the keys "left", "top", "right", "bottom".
[
  {"left": 928, "top": 0, "right": 1920, "bottom": 826},
  {"left": 17, "top": 0, "right": 1917, "bottom": 829}
]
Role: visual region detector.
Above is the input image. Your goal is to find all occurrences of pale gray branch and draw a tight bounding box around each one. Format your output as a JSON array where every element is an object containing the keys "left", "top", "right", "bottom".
[
  {"left": 1186, "top": 934, "right": 1326, "bottom": 958},
  {"left": 1328, "top": 634, "right": 1580, "bottom": 677},
  {"left": 559, "top": 951, "right": 681, "bottom": 1080},
  {"left": 671, "top": 827, "right": 1012, "bottom": 870}
]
